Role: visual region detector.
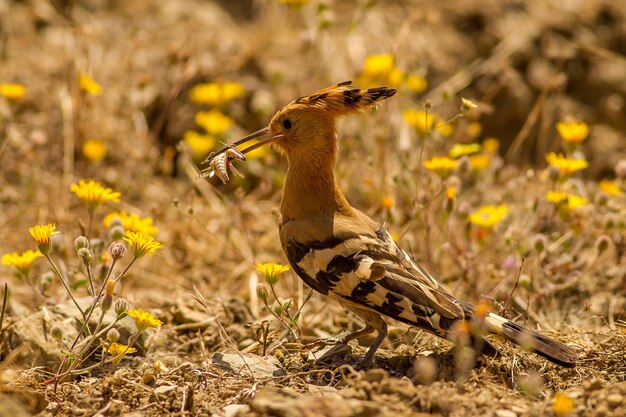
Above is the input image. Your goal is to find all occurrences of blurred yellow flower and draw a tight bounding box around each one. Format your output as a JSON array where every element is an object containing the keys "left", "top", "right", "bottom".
[
  {"left": 183, "top": 130, "right": 217, "bottom": 160},
  {"left": 599, "top": 179, "right": 622, "bottom": 197},
  {"left": 363, "top": 54, "right": 395, "bottom": 78},
  {"left": 0, "top": 83, "right": 26, "bottom": 100},
  {"left": 546, "top": 191, "right": 588, "bottom": 211},
  {"left": 546, "top": 153, "right": 588, "bottom": 176},
  {"left": 123, "top": 231, "right": 164, "bottom": 258},
  {"left": 28, "top": 224, "right": 59, "bottom": 255},
  {"left": 482, "top": 138, "right": 500, "bottom": 154},
  {"left": 461, "top": 98, "right": 478, "bottom": 111},
  {"left": 126, "top": 309, "right": 163, "bottom": 332},
  {"left": 195, "top": 109, "right": 234, "bottom": 135},
  {"left": 436, "top": 122, "right": 455, "bottom": 137},
  {"left": 2, "top": 250, "right": 42, "bottom": 274},
  {"left": 552, "top": 392, "right": 575, "bottom": 417},
  {"left": 405, "top": 74, "right": 428, "bottom": 93},
  {"left": 468, "top": 205, "right": 508, "bottom": 228},
  {"left": 403, "top": 109, "right": 435, "bottom": 134},
  {"left": 70, "top": 179, "right": 121, "bottom": 212},
  {"left": 387, "top": 68, "right": 405, "bottom": 87},
  {"left": 79, "top": 73, "right": 102, "bottom": 96},
  {"left": 104, "top": 211, "right": 159, "bottom": 236},
  {"left": 381, "top": 196, "right": 393, "bottom": 209},
  {"left": 423, "top": 156, "right": 459, "bottom": 176},
  {"left": 449, "top": 143, "right": 481, "bottom": 159},
  {"left": 190, "top": 81, "right": 245, "bottom": 106},
  {"left": 556, "top": 120, "right": 589, "bottom": 143},
  {"left": 103, "top": 342, "right": 137, "bottom": 364},
  {"left": 446, "top": 186, "right": 457, "bottom": 200},
  {"left": 83, "top": 139, "right": 107, "bottom": 161},
  {"left": 255, "top": 262, "right": 290, "bottom": 286},
  {"left": 467, "top": 122, "right": 482, "bottom": 138},
  {"left": 469, "top": 154, "right": 492, "bottom": 171}
]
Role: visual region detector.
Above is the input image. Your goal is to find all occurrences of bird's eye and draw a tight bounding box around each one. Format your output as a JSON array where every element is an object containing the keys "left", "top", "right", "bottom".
[{"left": 282, "top": 119, "right": 293, "bottom": 130}]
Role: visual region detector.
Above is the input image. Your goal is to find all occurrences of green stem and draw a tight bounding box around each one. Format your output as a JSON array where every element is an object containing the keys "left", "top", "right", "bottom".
[{"left": 45, "top": 255, "right": 85, "bottom": 319}]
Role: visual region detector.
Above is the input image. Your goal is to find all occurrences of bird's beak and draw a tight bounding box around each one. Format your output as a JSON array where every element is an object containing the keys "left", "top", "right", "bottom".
[{"left": 202, "top": 127, "right": 280, "bottom": 164}]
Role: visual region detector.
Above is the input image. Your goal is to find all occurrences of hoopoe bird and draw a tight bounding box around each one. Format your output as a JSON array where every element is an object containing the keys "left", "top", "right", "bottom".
[{"left": 206, "top": 81, "right": 578, "bottom": 369}]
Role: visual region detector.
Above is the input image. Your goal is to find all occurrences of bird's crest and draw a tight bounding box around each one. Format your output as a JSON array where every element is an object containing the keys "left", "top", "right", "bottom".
[{"left": 284, "top": 81, "right": 396, "bottom": 117}]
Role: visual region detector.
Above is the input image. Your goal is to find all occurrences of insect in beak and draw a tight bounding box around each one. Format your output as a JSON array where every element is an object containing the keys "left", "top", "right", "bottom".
[{"left": 202, "top": 127, "right": 281, "bottom": 165}]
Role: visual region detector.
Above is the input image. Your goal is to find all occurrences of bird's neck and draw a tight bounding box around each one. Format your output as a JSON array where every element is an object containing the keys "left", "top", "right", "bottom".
[{"left": 280, "top": 153, "right": 352, "bottom": 221}]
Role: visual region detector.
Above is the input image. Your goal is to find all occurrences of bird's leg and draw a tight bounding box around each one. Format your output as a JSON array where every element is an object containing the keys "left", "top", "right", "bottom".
[
  {"left": 355, "top": 316, "right": 387, "bottom": 370},
  {"left": 315, "top": 324, "right": 375, "bottom": 347}
]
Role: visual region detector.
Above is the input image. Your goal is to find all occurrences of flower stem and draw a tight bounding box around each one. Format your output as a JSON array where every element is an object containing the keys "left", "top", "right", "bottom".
[{"left": 45, "top": 255, "right": 85, "bottom": 319}]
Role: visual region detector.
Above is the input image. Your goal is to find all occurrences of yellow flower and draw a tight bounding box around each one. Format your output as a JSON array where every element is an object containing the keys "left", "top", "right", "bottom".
[
  {"left": 126, "top": 309, "right": 163, "bottom": 332},
  {"left": 70, "top": 179, "right": 121, "bottom": 212},
  {"left": 195, "top": 109, "right": 234, "bottom": 135},
  {"left": 183, "top": 130, "right": 217, "bottom": 160},
  {"left": 436, "top": 122, "right": 455, "bottom": 137},
  {"left": 381, "top": 196, "right": 393, "bottom": 209},
  {"left": 363, "top": 54, "right": 395, "bottom": 78},
  {"left": 255, "top": 263, "right": 290, "bottom": 286},
  {"left": 552, "top": 392, "right": 575, "bottom": 417},
  {"left": 405, "top": 74, "right": 428, "bottom": 93},
  {"left": 546, "top": 191, "right": 588, "bottom": 211},
  {"left": 467, "top": 122, "right": 482, "bottom": 138},
  {"left": 449, "top": 143, "right": 482, "bottom": 159},
  {"left": 469, "top": 154, "right": 492, "bottom": 171},
  {"left": 461, "top": 98, "right": 478, "bottom": 111},
  {"left": 387, "top": 68, "right": 405, "bottom": 87},
  {"left": 82, "top": 139, "right": 107, "bottom": 161},
  {"left": 189, "top": 81, "right": 245, "bottom": 106},
  {"left": 28, "top": 224, "right": 60, "bottom": 255},
  {"left": 423, "top": 156, "right": 459, "bottom": 176},
  {"left": 403, "top": 109, "right": 435, "bottom": 134},
  {"left": 104, "top": 211, "right": 159, "bottom": 236},
  {"left": 468, "top": 205, "right": 508, "bottom": 228},
  {"left": 103, "top": 341, "right": 137, "bottom": 364},
  {"left": 2, "top": 250, "right": 43, "bottom": 274},
  {"left": 446, "top": 186, "right": 457, "bottom": 200},
  {"left": 0, "top": 83, "right": 26, "bottom": 100},
  {"left": 599, "top": 179, "right": 622, "bottom": 197},
  {"left": 546, "top": 153, "right": 588, "bottom": 176},
  {"left": 79, "top": 73, "right": 102, "bottom": 96},
  {"left": 482, "top": 138, "right": 500, "bottom": 154},
  {"left": 123, "top": 231, "right": 164, "bottom": 258},
  {"left": 556, "top": 120, "right": 589, "bottom": 143}
]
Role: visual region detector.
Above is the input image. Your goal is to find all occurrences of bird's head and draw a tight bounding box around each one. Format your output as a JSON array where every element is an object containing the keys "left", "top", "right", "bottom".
[{"left": 204, "top": 81, "right": 396, "bottom": 165}]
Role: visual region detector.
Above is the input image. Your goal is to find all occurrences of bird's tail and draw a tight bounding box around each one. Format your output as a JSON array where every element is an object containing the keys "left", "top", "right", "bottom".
[{"left": 483, "top": 313, "right": 578, "bottom": 367}]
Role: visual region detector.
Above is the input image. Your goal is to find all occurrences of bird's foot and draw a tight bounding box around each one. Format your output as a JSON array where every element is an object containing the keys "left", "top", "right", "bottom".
[{"left": 354, "top": 355, "right": 378, "bottom": 370}]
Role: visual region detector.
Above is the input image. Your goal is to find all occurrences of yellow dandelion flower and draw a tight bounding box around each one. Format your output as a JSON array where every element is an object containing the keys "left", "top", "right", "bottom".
[
  {"left": 546, "top": 153, "right": 588, "bottom": 176},
  {"left": 423, "top": 156, "right": 459, "bottom": 176},
  {"left": 436, "top": 122, "right": 455, "bottom": 137},
  {"left": 566, "top": 194, "right": 588, "bottom": 210},
  {"left": 189, "top": 81, "right": 245, "bottom": 106},
  {"left": 28, "top": 224, "right": 60, "bottom": 255},
  {"left": 79, "top": 73, "right": 102, "bottom": 96},
  {"left": 2, "top": 250, "right": 43, "bottom": 274},
  {"left": 103, "top": 341, "right": 137, "bottom": 364},
  {"left": 70, "top": 179, "right": 121, "bottom": 212},
  {"left": 405, "top": 74, "right": 428, "bottom": 93},
  {"left": 255, "top": 262, "right": 290, "bottom": 286},
  {"left": 195, "top": 109, "right": 234, "bottom": 135},
  {"left": 82, "top": 139, "right": 107, "bottom": 162},
  {"left": 0, "top": 83, "right": 26, "bottom": 101},
  {"left": 449, "top": 143, "right": 482, "bottom": 159},
  {"left": 363, "top": 54, "right": 395, "bottom": 78},
  {"left": 599, "top": 179, "right": 622, "bottom": 197},
  {"left": 556, "top": 120, "right": 589, "bottom": 143},
  {"left": 546, "top": 191, "right": 567, "bottom": 205},
  {"left": 468, "top": 205, "right": 508, "bottom": 229},
  {"left": 104, "top": 211, "right": 159, "bottom": 236},
  {"left": 122, "top": 231, "right": 164, "bottom": 258},
  {"left": 387, "top": 68, "right": 405, "bottom": 87},
  {"left": 469, "top": 154, "right": 492, "bottom": 171},
  {"left": 546, "top": 191, "right": 588, "bottom": 211},
  {"left": 403, "top": 109, "right": 436, "bottom": 134},
  {"left": 467, "top": 122, "right": 482, "bottom": 138},
  {"left": 126, "top": 309, "right": 163, "bottom": 332},
  {"left": 552, "top": 392, "right": 575, "bottom": 417},
  {"left": 482, "top": 138, "right": 500, "bottom": 154},
  {"left": 446, "top": 186, "right": 457, "bottom": 200},
  {"left": 183, "top": 130, "right": 217, "bottom": 160}
]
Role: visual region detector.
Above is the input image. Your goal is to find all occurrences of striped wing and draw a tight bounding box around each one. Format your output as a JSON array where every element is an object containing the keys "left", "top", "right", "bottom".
[{"left": 283, "top": 224, "right": 468, "bottom": 334}]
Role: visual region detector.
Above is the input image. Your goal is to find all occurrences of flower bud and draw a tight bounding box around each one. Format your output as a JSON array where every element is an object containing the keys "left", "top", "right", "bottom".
[
  {"left": 109, "top": 217, "right": 124, "bottom": 228},
  {"left": 533, "top": 234, "right": 547, "bottom": 254},
  {"left": 50, "top": 325, "right": 63, "bottom": 340},
  {"left": 615, "top": 159, "right": 626, "bottom": 180},
  {"left": 109, "top": 225, "right": 125, "bottom": 241},
  {"left": 77, "top": 247, "right": 93, "bottom": 266},
  {"left": 256, "top": 283, "right": 269, "bottom": 301},
  {"left": 595, "top": 192, "right": 608, "bottom": 207},
  {"left": 595, "top": 235, "right": 612, "bottom": 255},
  {"left": 518, "top": 274, "right": 532, "bottom": 289},
  {"left": 101, "top": 293, "right": 113, "bottom": 312},
  {"left": 115, "top": 298, "right": 130, "bottom": 315},
  {"left": 107, "top": 328, "right": 120, "bottom": 342},
  {"left": 39, "top": 271, "right": 54, "bottom": 292},
  {"left": 109, "top": 241, "right": 127, "bottom": 260},
  {"left": 74, "top": 236, "right": 89, "bottom": 252},
  {"left": 548, "top": 165, "right": 560, "bottom": 181}
]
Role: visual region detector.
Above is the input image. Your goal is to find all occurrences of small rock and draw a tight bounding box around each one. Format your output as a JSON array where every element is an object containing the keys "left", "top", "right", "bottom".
[
  {"left": 211, "top": 352, "right": 285, "bottom": 378},
  {"left": 153, "top": 384, "right": 177, "bottom": 399},
  {"left": 222, "top": 404, "right": 249, "bottom": 417}
]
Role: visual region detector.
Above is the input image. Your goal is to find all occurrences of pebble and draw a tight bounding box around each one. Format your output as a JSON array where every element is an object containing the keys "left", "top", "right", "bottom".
[
  {"left": 606, "top": 393, "right": 623, "bottom": 408},
  {"left": 494, "top": 409, "right": 517, "bottom": 417}
]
